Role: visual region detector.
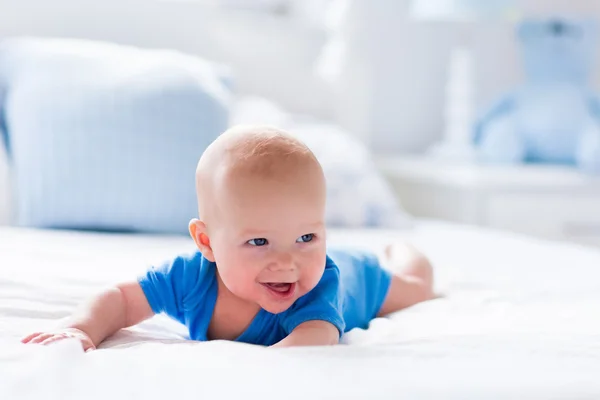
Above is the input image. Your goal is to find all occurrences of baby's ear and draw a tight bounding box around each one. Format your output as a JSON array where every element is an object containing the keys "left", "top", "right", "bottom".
[{"left": 189, "top": 219, "right": 215, "bottom": 262}]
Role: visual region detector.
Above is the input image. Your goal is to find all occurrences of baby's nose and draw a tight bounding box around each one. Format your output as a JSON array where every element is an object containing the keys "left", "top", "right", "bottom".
[{"left": 270, "top": 253, "right": 295, "bottom": 271}]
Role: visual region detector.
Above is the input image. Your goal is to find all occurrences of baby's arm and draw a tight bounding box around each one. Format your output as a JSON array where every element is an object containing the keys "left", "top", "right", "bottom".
[
  {"left": 22, "top": 282, "right": 153, "bottom": 351},
  {"left": 272, "top": 320, "right": 339, "bottom": 347}
]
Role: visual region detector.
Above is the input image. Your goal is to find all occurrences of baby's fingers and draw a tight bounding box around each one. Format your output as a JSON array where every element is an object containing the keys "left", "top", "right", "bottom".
[
  {"left": 39, "top": 336, "right": 67, "bottom": 346},
  {"left": 21, "top": 332, "right": 43, "bottom": 344},
  {"left": 29, "top": 333, "right": 54, "bottom": 344}
]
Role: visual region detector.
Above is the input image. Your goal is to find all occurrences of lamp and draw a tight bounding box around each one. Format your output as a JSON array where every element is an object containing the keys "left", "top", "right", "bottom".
[{"left": 410, "top": 0, "right": 520, "bottom": 162}]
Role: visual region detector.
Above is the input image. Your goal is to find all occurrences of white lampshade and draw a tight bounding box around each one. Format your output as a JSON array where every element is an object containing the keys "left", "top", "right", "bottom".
[
  {"left": 409, "top": 1, "right": 520, "bottom": 162},
  {"left": 410, "top": 0, "right": 520, "bottom": 22}
]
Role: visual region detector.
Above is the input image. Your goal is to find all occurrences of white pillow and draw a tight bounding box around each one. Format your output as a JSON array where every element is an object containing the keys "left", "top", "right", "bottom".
[
  {"left": 231, "top": 96, "right": 413, "bottom": 228},
  {"left": 291, "top": 123, "right": 413, "bottom": 228}
]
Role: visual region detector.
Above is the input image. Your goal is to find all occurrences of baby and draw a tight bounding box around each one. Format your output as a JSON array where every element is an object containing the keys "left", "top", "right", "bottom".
[{"left": 22, "top": 125, "right": 435, "bottom": 349}]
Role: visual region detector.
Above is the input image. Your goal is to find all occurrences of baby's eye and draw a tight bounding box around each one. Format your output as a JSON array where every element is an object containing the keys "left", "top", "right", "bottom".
[
  {"left": 296, "top": 234, "right": 314, "bottom": 243},
  {"left": 248, "top": 238, "right": 268, "bottom": 246}
]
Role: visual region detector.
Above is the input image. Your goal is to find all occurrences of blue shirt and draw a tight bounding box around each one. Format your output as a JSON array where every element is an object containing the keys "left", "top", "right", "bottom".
[{"left": 138, "top": 248, "right": 392, "bottom": 346}]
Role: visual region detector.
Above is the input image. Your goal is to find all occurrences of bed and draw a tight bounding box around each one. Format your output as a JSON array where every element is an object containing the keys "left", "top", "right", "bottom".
[{"left": 1, "top": 221, "right": 599, "bottom": 399}]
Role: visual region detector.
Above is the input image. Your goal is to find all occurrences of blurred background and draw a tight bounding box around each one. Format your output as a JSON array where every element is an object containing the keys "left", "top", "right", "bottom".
[{"left": 2, "top": 0, "right": 600, "bottom": 246}]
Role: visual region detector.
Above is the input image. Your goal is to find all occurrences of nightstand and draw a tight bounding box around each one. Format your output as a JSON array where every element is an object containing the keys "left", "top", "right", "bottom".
[{"left": 376, "top": 155, "right": 600, "bottom": 247}]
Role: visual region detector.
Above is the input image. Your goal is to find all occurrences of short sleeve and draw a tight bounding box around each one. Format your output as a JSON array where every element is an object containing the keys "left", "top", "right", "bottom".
[
  {"left": 279, "top": 257, "right": 345, "bottom": 336},
  {"left": 138, "top": 251, "right": 203, "bottom": 324}
]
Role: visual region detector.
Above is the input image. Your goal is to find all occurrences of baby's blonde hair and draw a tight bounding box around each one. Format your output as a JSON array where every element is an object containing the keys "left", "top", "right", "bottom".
[
  {"left": 222, "top": 125, "right": 317, "bottom": 177},
  {"left": 195, "top": 125, "right": 323, "bottom": 220}
]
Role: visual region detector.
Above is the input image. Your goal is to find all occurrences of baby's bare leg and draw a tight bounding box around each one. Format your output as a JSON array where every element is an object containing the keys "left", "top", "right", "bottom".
[{"left": 377, "top": 242, "right": 435, "bottom": 317}]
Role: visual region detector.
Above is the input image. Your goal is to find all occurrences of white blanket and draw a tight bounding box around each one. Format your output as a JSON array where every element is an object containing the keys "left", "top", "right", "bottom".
[{"left": 1, "top": 222, "right": 600, "bottom": 399}]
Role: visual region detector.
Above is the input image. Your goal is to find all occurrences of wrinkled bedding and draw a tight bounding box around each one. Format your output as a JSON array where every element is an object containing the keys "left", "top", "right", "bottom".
[{"left": 1, "top": 221, "right": 599, "bottom": 399}]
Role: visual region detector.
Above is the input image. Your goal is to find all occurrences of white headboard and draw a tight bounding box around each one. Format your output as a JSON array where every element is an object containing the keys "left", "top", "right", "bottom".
[
  {"left": 0, "top": 0, "right": 482, "bottom": 154},
  {"left": 0, "top": 0, "right": 333, "bottom": 119},
  {"left": 0, "top": 0, "right": 463, "bottom": 154}
]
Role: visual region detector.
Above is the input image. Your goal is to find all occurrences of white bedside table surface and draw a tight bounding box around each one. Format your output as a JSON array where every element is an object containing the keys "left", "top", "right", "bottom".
[
  {"left": 375, "top": 154, "right": 600, "bottom": 247},
  {"left": 376, "top": 155, "right": 600, "bottom": 191}
]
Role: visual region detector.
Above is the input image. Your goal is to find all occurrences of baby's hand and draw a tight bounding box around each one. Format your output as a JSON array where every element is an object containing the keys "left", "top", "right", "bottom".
[{"left": 21, "top": 328, "right": 96, "bottom": 352}]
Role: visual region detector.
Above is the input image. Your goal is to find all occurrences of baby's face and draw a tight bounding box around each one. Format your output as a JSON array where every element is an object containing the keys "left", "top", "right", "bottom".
[{"left": 208, "top": 173, "right": 327, "bottom": 314}]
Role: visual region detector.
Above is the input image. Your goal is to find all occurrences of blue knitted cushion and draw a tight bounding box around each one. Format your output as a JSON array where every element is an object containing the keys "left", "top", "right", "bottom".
[{"left": 0, "top": 37, "right": 231, "bottom": 234}]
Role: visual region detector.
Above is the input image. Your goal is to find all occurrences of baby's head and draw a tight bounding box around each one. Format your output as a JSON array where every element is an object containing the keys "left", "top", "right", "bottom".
[{"left": 189, "top": 125, "right": 327, "bottom": 314}]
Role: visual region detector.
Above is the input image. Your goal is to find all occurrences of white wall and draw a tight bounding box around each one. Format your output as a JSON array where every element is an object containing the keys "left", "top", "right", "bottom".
[
  {"left": 323, "top": 0, "right": 600, "bottom": 153},
  {"left": 1, "top": 0, "right": 599, "bottom": 154}
]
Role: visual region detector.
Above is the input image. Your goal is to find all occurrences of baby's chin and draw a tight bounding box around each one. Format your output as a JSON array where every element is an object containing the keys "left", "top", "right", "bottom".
[
  {"left": 257, "top": 295, "right": 298, "bottom": 314},
  {"left": 260, "top": 303, "right": 293, "bottom": 315},
  {"left": 256, "top": 292, "right": 302, "bottom": 314}
]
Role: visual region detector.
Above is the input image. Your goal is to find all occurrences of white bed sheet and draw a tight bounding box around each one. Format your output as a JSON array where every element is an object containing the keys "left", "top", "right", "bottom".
[{"left": 1, "top": 221, "right": 600, "bottom": 399}]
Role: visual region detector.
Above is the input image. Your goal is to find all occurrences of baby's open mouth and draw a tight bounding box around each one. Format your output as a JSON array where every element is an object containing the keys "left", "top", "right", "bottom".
[
  {"left": 265, "top": 282, "right": 291, "bottom": 293},
  {"left": 261, "top": 282, "right": 296, "bottom": 298}
]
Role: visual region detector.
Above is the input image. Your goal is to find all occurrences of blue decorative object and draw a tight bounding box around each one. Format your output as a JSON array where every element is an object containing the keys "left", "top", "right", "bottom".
[
  {"left": 0, "top": 37, "right": 232, "bottom": 234},
  {"left": 474, "top": 17, "right": 600, "bottom": 172}
]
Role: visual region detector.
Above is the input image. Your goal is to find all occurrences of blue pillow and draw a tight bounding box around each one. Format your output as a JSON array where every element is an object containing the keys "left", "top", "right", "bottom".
[{"left": 0, "top": 37, "right": 232, "bottom": 234}]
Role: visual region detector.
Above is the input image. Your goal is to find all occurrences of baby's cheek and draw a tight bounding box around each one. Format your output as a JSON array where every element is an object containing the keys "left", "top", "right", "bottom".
[
  {"left": 303, "top": 259, "right": 326, "bottom": 290},
  {"left": 221, "top": 264, "right": 260, "bottom": 295}
]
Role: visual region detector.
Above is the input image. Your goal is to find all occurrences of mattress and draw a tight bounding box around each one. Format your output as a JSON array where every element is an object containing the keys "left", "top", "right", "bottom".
[{"left": 1, "top": 221, "right": 600, "bottom": 399}]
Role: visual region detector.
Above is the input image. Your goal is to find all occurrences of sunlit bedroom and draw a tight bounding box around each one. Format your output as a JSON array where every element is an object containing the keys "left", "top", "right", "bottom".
[{"left": 1, "top": 0, "right": 599, "bottom": 398}]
